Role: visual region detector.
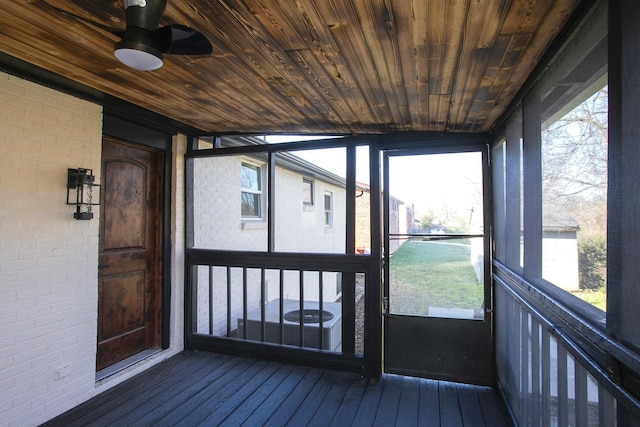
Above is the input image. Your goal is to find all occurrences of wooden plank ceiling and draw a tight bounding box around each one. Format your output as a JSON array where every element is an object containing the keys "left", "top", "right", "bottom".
[{"left": 0, "top": 0, "right": 581, "bottom": 134}]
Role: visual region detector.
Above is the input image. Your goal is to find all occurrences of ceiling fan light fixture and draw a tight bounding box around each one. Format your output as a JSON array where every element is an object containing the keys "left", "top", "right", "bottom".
[{"left": 114, "top": 41, "right": 163, "bottom": 71}]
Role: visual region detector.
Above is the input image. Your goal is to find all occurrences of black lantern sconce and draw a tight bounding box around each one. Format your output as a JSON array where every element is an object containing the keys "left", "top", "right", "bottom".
[{"left": 66, "top": 168, "right": 100, "bottom": 220}]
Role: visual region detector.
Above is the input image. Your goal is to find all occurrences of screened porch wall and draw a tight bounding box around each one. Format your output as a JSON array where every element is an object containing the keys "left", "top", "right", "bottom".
[{"left": 491, "top": 0, "right": 640, "bottom": 424}]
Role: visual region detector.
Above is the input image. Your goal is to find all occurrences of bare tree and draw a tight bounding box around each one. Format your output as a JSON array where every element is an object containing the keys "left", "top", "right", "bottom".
[{"left": 542, "top": 86, "right": 608, "bottom": 237}]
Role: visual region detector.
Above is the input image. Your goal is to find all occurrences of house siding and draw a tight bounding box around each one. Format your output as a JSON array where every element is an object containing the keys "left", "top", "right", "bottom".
[{"left": 0, "top": 72, "right": 186, "bottom": 426}]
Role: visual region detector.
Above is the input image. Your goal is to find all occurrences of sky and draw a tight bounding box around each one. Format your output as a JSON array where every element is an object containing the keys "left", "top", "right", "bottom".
[{"left": 264, "top": 136, "right": 484, "bottom": 226}]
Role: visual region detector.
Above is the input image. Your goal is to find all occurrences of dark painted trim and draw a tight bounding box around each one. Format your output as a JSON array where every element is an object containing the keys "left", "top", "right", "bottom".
[
  {"left": 342, "top": 145, "right": 357, "bottom": 354},
  {"left": 187, "top": 249, "right": 370, "bottom": 272},
  {"left": 503, "top": 108, "right": 523, "bottom": 270},
  {"left": 187, "top": 132, "right": 491, "bottom": 158},
  {"left": 267, "top": 152, "right": 275, "bottom": 252},
  {"left": 365, "top": 139, "right": 383, "bottom": 378},
  {"left": 521, "top": 86, "right": 543, "bottom": 280}
]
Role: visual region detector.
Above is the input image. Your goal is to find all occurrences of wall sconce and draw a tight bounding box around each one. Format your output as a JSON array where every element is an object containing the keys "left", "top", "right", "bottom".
[{"left": 66, "top": 168, "right": 100, "bottom": 220}]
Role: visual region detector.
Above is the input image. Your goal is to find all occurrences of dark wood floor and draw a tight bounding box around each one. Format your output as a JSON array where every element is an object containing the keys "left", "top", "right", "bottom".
[{"left": 43, "top": 351, "right": 510, "bottom": 426}]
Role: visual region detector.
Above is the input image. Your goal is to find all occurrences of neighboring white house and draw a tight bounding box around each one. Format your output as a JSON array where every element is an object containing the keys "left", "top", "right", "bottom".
[
  {"left": 191, "top": 146, "right": 347, "bottom": 337},
  {"left": 542, "top": 208, "right": 580, "bottom": 291}
]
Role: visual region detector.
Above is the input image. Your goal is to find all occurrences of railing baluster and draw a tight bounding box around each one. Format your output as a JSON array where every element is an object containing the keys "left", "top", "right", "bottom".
[
  {"left": 521, "top": 309, "right": 530, "bottom": 425},
  {"left": 209, "top": 265, "right": 214, "bottom": 335},
  {"left": 575, "top": 361, "right": 589, "bottom": 426},
  {"left": 279, "top": 269, "right": 284, "bottom": 345},
  {"left": 542, "top": 328, "right": 551, "bottom": 427},
  {"left": 319, "top": 270, "right": 324, "bottom": 350},
  {"left": 226, "top": 266, "right": 231, "bottom": 337},
  {"left": 532, "top": 317, "right": 541, "bottom": 426},
  {"left": 558, "top": 345, "right": 569, "bottom": 427},
  {"left": 598, "top": 384, "right": 615, "bottom": 427},
  {"left": 242, "top": 267, "right": 247, "bottom": 340},
  {"left": 260, "top": 268, "right": 266, "bottom": 342},
  {"left": 510, "top": 292, "right": 522, "bottom": 419},
  {"left": 299, "top": 270, "right": 304, "bottom": 347}
]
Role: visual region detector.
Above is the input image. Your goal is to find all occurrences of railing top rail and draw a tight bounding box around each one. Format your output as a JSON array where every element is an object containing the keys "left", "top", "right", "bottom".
[{"left": 187, "top": 248, "right": 373, "bottom": 272}]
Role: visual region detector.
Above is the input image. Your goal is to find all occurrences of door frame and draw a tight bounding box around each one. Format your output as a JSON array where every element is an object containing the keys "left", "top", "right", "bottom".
[
  {"left": 102, "top": 113, "right": 173, "bottom": 354},
  {"left": 380, "top": 144, "right": 494, "bottom": 385}
]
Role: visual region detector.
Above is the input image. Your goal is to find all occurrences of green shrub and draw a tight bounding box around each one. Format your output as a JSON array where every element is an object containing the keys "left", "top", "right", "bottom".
[{"left": 578, "top": 237, "right": 606, "bottom": 290}]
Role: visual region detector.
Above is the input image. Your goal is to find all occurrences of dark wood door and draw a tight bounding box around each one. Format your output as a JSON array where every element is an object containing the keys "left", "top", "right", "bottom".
[{"left": 97, "top": 137, "right": 164, "bottom": 371}]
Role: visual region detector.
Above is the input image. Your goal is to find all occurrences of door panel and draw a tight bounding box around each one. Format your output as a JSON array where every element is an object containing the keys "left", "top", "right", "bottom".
[
  {"left": 383, "top": 149, "right": 493, "bottom": 385},
  {"left": 102, "top": 160, "right": 146, "bottom": 249},
  {"left": 384, "top": 316, "right": 489, "bottom": 384},
  {"left": 97, "top": 137, "right": 163, "bottom": 371}
]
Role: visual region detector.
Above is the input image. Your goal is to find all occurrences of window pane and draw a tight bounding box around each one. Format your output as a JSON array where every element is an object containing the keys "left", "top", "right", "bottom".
[
  {"left": 302, "top": 179, "right": 313, "bottom": 205},
  {"left": 324, "top": 192, "right": 333, "bottom": 226},
  {"left": 241, "top": 192, "right": 260, "bottom": 217},
  {"left": 389, "top": 237, "right": 485, "bottom": 318},
  {"left": 324, "top": 193, "right": 331, "bottom": 210},
  {"left": 241, "top": 163, "right": 261, "bottom": 191},
  {"left": 541, "top": 84, "right": 608, "bottom": 311},
  {"left": 387, "top": 152, "right": 485, "bottom": 319}
]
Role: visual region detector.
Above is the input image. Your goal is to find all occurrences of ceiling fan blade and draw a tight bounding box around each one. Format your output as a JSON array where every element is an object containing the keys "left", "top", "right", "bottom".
[{"left": 154, "top": 24, "right": 213, "bottom": 55}]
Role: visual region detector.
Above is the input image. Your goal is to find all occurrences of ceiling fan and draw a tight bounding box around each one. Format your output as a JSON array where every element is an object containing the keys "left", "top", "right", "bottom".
[{"left": 42, "top": 0, "right": 212, "bottom": 71}]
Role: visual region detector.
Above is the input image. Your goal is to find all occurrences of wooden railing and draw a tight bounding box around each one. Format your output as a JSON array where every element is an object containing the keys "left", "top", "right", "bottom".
[
  {"left": 494, "top": 262, "right": 640, "bottom": 426},
  {"left": 185, "top": 249, "right": 378, "bottom": 375}
]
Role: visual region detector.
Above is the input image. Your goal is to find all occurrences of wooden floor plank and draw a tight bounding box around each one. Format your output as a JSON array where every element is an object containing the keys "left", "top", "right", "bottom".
[
  {"left": 218, "top": 364, "right": 294, "bottom": 426},
  {"left": 263, "top": 368, "right": 324, "bottom": 426},
  {"left": 373, "top": 375, "right": 402, "bottom": 426},
  {"left": 307, "top": 372, "right": 356, "bottom": 426},
  {"left": 329, "top": 376, "right": 368, "bottom": 426},
  {"left": 133, "top": 356, "right": 247, "bottom": 426},
  {"left": 164, "top": 358, "right": 269, "bottom": 426},
  {"left": 477, "top": 385, "right": 510, "bottom": 426},
  {"left": 457, "top": 383, "right": 485, "bottom": 427},
  {"left": 238, "top": 365, "right": 310, "bottom": 426},
  {"left": 418, "top": 378, "right": 441, "bottom": 425},
  {"left": 42, "top": 351, "right": 510, "bottom": 427},
  {"left": 46, "top": 352, "right": 209, "bottom": 426},
  {"left": 286, "top": 370, "right": 338, "bottom": 426},
  {"left": 350, "top": 377, "right": 384, "bottom": 427},
  {"left": 396, "top": 376, "right": 421, "bottom": 426},
  {"left": 440, "top": 381, "right": 464, "bottom": 427},
  {"left": 127, "top": 356, "right": 242, "bottom": 426},
  {"left": 178, "top": 360, "right": 279, "bottom": 425}
]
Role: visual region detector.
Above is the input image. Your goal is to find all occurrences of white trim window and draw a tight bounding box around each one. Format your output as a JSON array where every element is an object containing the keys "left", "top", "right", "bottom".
[
  {"left": 324, "top": 191, "right": 333, "bottom": 227},
  {"left": 241, "top": 162, "right": 263, "bottom": 219},
  {"left": 303, "top": 178, "right": 314, "bottom": 206}
]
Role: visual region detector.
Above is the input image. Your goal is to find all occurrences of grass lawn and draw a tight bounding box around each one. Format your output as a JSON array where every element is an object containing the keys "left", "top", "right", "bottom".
[
  {"left": 389, "top": 240, "right": 484, "bottom": 315},
  {"left": 571, "top": 288, "right": 606, "bottom": 311}
]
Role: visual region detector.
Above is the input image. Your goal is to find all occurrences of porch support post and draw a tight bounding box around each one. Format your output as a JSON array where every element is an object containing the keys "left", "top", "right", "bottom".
[
  {"left": 364, "top": 139, "right": 383, "bottom": 377},
  {"left": 608, "top": 0, "right": 640, "bottom": 352},
  {"left": 609, "top": 0, "right": 640, "bottom": 420}
]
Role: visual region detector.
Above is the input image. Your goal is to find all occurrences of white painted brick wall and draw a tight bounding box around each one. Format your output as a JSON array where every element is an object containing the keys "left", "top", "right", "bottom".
[{"left": 0, "top": 72, "right": 102, "bottom": 426}]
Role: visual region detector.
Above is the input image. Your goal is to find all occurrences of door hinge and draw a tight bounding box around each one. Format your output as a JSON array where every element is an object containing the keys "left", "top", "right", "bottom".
[{"left": 383, "top": 297, "right": 389, "bottom": 313}]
